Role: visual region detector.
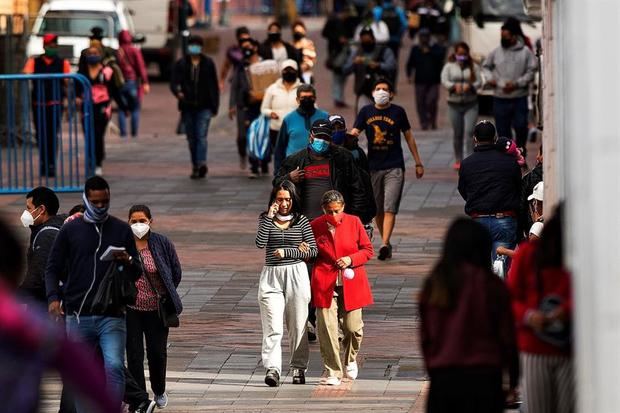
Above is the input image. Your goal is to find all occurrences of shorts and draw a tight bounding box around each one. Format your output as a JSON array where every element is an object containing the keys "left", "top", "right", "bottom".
[{"left": 371, "top": 168, "right": 405, "bottom": 215}]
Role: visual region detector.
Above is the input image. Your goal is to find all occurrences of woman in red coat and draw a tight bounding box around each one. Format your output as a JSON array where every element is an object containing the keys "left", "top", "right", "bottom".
[{"left": 311, "top": 190, "right": 374, "bottom": 386}]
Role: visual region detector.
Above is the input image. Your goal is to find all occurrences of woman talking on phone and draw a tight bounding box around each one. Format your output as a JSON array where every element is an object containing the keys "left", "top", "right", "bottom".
[{"left": 255, "top": 181, "right": 317, "bottom": 387}]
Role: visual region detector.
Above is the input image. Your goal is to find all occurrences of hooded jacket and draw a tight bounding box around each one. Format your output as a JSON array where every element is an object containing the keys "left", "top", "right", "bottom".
[
  {"left": 482, "top": 39, "right": 538, "bottom": 99},
  {"left": 117, "top": 30, "right": 148, "bottom": 84}
]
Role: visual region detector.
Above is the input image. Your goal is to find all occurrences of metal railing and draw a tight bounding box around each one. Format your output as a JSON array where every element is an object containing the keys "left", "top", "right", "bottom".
[{"left": 0, "top": 73, "right": 95, "bottom": 193}]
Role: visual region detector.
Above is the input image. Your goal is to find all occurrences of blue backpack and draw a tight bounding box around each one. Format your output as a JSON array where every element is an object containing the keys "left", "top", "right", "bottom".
[{"left": 247, "top": 115, "right": 271, "bottom": 161}]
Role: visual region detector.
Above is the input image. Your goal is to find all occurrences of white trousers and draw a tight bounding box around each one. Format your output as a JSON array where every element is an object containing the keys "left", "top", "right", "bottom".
[{"left": 258, "top": 262, "right": 310, "bottom": 374}]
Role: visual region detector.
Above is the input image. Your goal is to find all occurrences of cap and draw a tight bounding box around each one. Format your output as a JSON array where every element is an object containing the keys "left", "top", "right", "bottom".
[
  {"left": 473, "top": 120, "right": 496, "bottom": 142},
  {"left": 359, "top": 26, "right": 375, "bottom": 38},
  {"left": 43, "top": 33, "right": 58, "bottom": 46},
  {"left": 90, "top": 26, "right": 105, "bottom": 40},
  {"left": 328, "top": 114, "right": 346, "bottom": 128},
  {"left": 311, "top": 119, "right": 333, "bottom": 139},
  {"left": 529, "top": 221, "right": 544, "bottom": 238},
  {"left": 280, "top": 59, "right": 298, "bottom": 71},
  {"left": 528, "top": 181, "right": 544, "bottom": 202}
]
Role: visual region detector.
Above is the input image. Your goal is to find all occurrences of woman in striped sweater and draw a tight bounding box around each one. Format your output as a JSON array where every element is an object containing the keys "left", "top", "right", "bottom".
[{"left": 255, "top": 180, "right": 318, "bottom": 387}]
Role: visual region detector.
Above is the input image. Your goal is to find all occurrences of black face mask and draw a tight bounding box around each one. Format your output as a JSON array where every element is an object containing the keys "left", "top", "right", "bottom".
[
  {"left": 268, "top": 32, "right": 281, "bottom": 43},
  {"left": 282, "top": 71, "right": 297, "bottom": 83},
  {"left": 501, "top": 38, "right": 513, "bottom": 48},
  {"left": 361, "top": 42, "right": 375, "bottom": 53},
  {"left": 293, "top": 32, "right": 304, "bottom": 41},
  {"left": 299, "top": 98, "right": 316, "bottom": 113}
]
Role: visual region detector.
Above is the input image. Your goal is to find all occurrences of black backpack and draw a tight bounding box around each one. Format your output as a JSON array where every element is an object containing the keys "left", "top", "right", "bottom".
[{"left": 381, "top": 6, "right": 401, "bottom": 38}]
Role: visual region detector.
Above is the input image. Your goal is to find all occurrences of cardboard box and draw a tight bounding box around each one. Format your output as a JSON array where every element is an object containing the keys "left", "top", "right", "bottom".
[{"left": 249, "top": 60, "right": 280, "bottom": 94}]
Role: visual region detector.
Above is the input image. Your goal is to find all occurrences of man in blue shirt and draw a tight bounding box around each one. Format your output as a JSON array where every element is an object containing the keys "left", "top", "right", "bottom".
[{"left": 273, "top": 84, "right": 329, "bottom": 172}]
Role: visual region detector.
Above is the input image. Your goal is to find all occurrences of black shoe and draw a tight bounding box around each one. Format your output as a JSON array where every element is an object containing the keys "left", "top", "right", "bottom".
[
  {"left": 265, "top": 369, "right": 280, "bottom": 387},
  {"left": 135, "top": 400, "right": 156, "bottom": 413},
  {"left": 378, "top": 244, "right": 392, "bottom": 261},
  {"left": 292, "top": 369, "right": 305, "bottom": 384},
  {"left": 198, "top": 164, "right": 208, "bottom": 178},
  {"left": 307, "top": 323, "right": 317, "bottom": 342},
  {"left": 190, "top": 167, "right": 200, "bottom": 179}
]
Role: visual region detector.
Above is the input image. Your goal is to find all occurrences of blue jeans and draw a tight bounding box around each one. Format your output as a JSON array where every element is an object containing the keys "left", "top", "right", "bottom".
[
  {"left": 66, "top": 315, "right": 126, "bottom": 411},
  {"left": 493, "top": 96, "right": 529, "bottom": 154},
  {"left": 118, "top": 80, "right": 140, "bottom": 137},
  {"left": 474, "top": 216, "right": 517, "bottom": 262},
  {"left": 182, "top": 109, "right": 212, "bottom": 167}
]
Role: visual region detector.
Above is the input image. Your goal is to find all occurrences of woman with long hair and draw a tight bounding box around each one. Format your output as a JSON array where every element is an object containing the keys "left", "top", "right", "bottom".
[
  {"left": 440, "top": 42, "right": 482, "bottom": 169},
  {"left": 420, "top": 218, "right": 519, "bottom": 413},
  {"left": 255, "top": 181, "right": 317, "bottom": 387}
]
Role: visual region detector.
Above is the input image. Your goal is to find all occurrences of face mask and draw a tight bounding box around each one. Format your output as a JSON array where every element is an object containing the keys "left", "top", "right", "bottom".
[
  {"left": 455, "top": 55, "right": 468, "bottom": 63},
  {"left": 44, "top": 47, "right": 58, "bottom": 57},
  {"left": 501, "top": 38, "right": 513, "bottom": 49},
  {"left": 293, "top": 31, "right": 305, "bottom": 41},
  {"left": 242, "top": 47, "right": 254, "bottom": 58},
  {"left": 82, "top": 192, "right": 109, "bottom": 224},
  {"left": 188, "top": 44, "right": 202, "bottom": 55},
  {"left": 326, "top": 212, "right": 344, "bottom": 226},
  {"left": 373, "top": 90, "right": 391, "bottom": 105},
  {"left": 282, "top": 71, "right": 297, "bottom": 83},
  {"left": 361, "top": 42, "right": 375, "bottom": 53},
  {"left": 332, "top": 130, "right": 346, "bottom": 145},
  {"left": 20, "top": 208, "right": 41, "bottom": 228},
  {"left": 310, "top": 138, "right": 330, "bottom": 154},
  {"left": 299, "top": 97, "right": 316, "bottom": 113},
  {"left": 268, "top": 32, "right": 281, "bottom": 43},
  {"left": 85, "top": 55, "right": 102, "bottom": 65},
  {"left": 131, "top": 222, "right": 150, "bottom": 239}
]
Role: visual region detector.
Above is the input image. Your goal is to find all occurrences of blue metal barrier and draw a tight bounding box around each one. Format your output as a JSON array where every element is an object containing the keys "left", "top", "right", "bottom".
[{"left": 0, "top": 73, "right": 95, "bottom": 193}]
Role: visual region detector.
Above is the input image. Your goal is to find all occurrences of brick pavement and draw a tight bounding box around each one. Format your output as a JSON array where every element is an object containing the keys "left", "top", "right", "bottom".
[{"left": 2, "top": 16, "right": 487, "bottom": 413}]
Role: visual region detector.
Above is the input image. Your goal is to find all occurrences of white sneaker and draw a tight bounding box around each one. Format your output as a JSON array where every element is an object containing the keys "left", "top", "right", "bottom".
[
  {"left": 324, "top": 376, "right": 341, "bottom": 386},
  {"left": 155, "top": 392, "right": 168, "bottom": 408},
  {"left": 94, "top": 166, "right": 103, "bottom": 176},
  {"left": 346, "top": 361, "right": 358, "bottom": 380}
]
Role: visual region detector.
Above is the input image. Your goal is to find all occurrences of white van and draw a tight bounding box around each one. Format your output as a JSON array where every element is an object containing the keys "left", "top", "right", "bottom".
[{"left": 26, "top": 0, "right": 136, "bottom": 67}]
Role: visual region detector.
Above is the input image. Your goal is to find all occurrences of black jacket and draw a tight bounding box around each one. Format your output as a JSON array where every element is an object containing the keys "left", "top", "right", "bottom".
[
  {"left": 170, "top": 54, "right": 220, "bottom": 114},
  {"left": 406, "top": 44, "right": 446, "bottom": 84},
  {"left": 274, "top": 146, "right": 375, "bottom": 224},
  {"left": 458, "top": 144, "right": 522, "bottom": 216},
  {"left": 258, "top": 40, "right": 301, "bottom": 65},
  {"left": 45, "top": 215, "right": 142, "bottom": 317},
  {"left": 518, "top": 163, "right": 543, "bottom": 238},
  {"left": 20, "top": 215, "right": 66, "bottom": 302}
]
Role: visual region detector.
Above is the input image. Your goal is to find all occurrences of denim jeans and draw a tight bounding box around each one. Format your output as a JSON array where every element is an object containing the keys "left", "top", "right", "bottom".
[
  {"left": 66, "top": 315, "right": 126, "bottom": 412},
  {"left": 118, "top": 80, "right": 140, "bottom": 137},
  {"left": 473, "top": 216, "right": 517, "bottom": 262},
  {"left": 493, "top": 96, "right": 528, "bottom": 154},
  {"left": 182, "top": 109, "right": 212, "bottom": 167}
]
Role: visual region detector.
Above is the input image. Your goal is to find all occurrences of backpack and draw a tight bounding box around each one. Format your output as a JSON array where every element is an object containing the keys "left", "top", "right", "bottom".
[
  {"left": 381, "top": 5, "right": 401, "bottom": 38},
  {"left": 247, "top": 115, "right": 271, "bottom": 161}
]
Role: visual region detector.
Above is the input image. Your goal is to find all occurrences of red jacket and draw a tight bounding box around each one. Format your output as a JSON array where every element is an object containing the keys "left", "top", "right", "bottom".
[
  {"left": 310, "top": 214, "right": 374, "bottom": 311},
  {"left": 506, "top": 240, "right": 572, "bottom": 356}
]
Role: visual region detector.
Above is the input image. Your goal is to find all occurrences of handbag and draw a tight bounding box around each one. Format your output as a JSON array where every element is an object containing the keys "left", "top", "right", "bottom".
[
  {"left": 246, "top": 115, "right": 271, "bottom": 161},
  {"left": 534, "top": 268, "right": 571, "bottom": 348},
  {"left": 144, "top": 269, "right": 180, "bottom": 328},
  {"left": 91, "top": 261, "right": 137, "bottom": 316}
]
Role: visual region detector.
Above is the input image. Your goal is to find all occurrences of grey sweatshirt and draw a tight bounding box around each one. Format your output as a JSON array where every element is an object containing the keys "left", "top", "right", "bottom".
[
  {"left": 441, "top": 61, "right": 482, "bottom": 104},
  {"left": 482, "top": 40, "right": 538, "bottom": 99}
]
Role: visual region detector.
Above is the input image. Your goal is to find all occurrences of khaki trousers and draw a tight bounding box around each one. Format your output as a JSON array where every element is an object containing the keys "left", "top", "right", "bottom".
[{"left": 316, "top": 288, "right": 364, "bottom": 378}]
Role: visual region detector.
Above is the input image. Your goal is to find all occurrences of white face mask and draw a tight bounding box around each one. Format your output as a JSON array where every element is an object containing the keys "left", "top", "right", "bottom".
[
  {"left": 131, "top": 222, "right": 150, "bottom": 239},
  {"left": 373, "top": 90, "right": 390, "bottom": 106},
  {"left": 21, "top": 208, "right": 41, "bottom": 228}
]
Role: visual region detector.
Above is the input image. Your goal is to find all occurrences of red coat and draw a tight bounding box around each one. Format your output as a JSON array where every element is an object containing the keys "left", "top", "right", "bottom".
[{"left": 310, "top": 213, "right": 374, "bottom": 311}]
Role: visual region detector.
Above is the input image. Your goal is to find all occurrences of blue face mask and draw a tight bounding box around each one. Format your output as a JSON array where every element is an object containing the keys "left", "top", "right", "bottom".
[
  {"left": 187, "top": 44, "right": 202, "bottom": 55},
  {"left": 85, "top": 55, "right": 102, "bottom": 65},
  {"left": 82, "top": 192, "right": 109, "bottom": 223},
  {"left": 332, "top": 130, "right": 346, "bottom": 145},
  {"left": 310, "top": 138, "right": 330, "bottom": 154}
]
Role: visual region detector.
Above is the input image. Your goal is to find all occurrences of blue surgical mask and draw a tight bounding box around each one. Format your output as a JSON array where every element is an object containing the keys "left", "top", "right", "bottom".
[
  {"left": 332, "top": 130, "right": 346, "bottom": 145},
  {"left": 310, "top": 138, "right": 330, "bottom": 154},
  {"left": 187, "top": 44, "right": 202, "bottom": 55},
  {"left": 85, "top": 55, "right": 102, "bottom": 65}
]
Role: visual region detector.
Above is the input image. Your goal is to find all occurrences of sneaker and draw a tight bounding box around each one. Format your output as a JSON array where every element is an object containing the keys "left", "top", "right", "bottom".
[
  {"left": 135, "top": 400, "right": 156, "bottom": 413},
  {"left": 324, "top": 376, "right": 341, "bottom": 386},
  {"left": 154, "top": 392, "right": 168, "bottom": 408},
  {"left": 307, "top": 323, "right": 317, "bottom": 342},
  {"left": 346, "top": 361, "right": 358, "bottom": 380},
  {"left": 198, "top": 165, "right": 208, "bottom": 178},
  {"left": 190, "top": 167, "right": 200, "bottom": 179},
  {"left": 265, "top": 369, "right": 280, "bottom": 387},
  {"left": 452, "top": 162, "right": 461, "bottom": 170},
  {"left": 378, "top": 244, "right": 392, "bottom": 261},
  {"left": 292, "top": 369, "right": 305, "bottom": 384},
  {"left": 94, "top": 166, "right": 103, "bottom": 176},
  {"left": 248, "top": 171, "right": 260, "bottom": 179}
]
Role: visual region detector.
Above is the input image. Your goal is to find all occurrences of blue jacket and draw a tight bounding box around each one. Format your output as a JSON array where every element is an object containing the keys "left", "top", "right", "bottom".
[
  {"left": 373, "top": 3, "right": 408, "bottom": 43},
  {"left": 146, "top": 232, "right": 184, "bottom": 315},
  {"left": 274, "top": 107, "right": 329, "bottom": 172},
  {"left": 45, "top": 215, "right": 142, "bottom": 317}
]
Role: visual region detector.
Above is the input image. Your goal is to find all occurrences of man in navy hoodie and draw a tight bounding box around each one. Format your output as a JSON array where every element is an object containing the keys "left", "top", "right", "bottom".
[{"left": 46, "top": 176, "right": 142, "bottom": 412}]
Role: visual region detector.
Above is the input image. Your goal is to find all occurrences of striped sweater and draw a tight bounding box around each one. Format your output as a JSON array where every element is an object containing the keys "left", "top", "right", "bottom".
[{"left": 255, "top": 214, "right": 318, "bottom": 266}]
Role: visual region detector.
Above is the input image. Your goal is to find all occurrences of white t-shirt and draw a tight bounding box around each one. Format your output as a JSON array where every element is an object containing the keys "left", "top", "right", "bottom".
[{"left": 272, "top": 45, "right": 288, "bottom": 63}]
